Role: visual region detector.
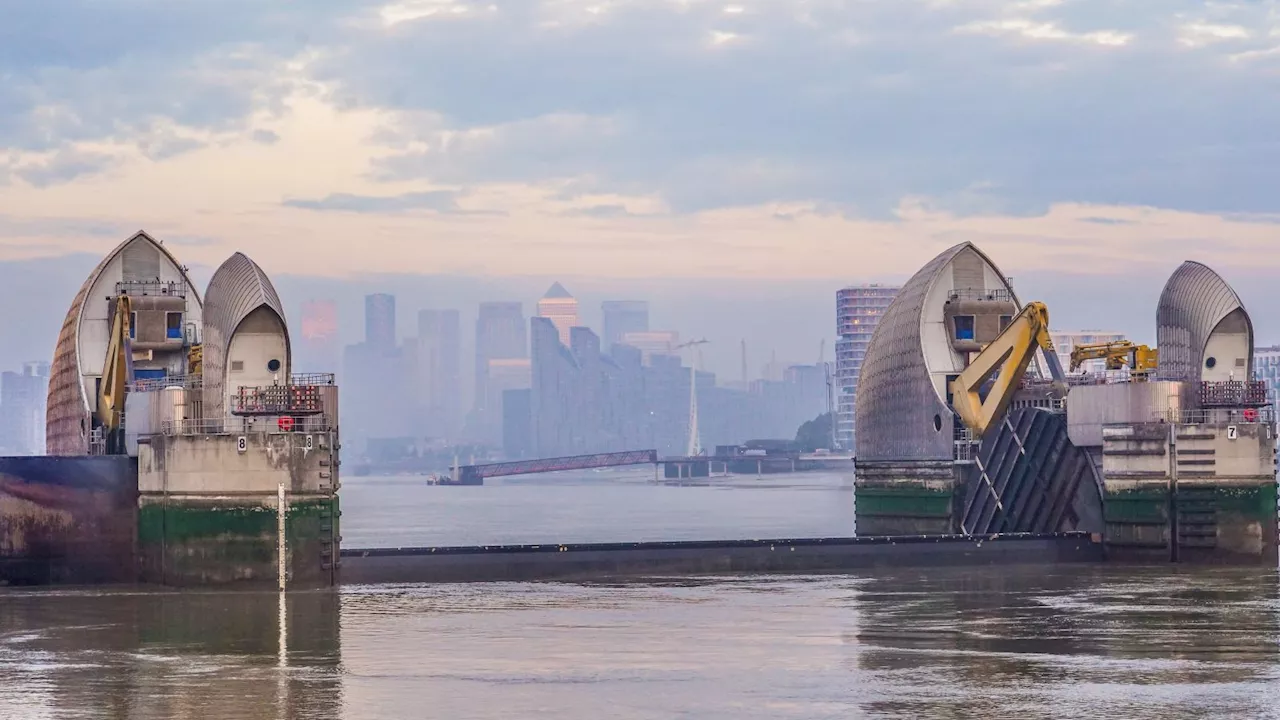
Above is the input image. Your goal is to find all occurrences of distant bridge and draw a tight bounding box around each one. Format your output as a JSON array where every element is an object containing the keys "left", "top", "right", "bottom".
[
  {"left": 455, "top": 449, "right": 659, "bottom": 484},
  {"left": 453, "top": 448, "right": 853, "bottom": 484}
]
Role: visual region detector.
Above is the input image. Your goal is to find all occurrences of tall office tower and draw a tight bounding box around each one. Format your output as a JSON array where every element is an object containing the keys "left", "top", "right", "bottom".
[
  {"left": 0, "top": 361, "right": 49, "bottom": 455},
  {"left": 416, "top": 309, "right": 462, "bottom": 439},
  {"left": 601, "top": 300, "right": 649, "bottom": 351},
  {"left": 474, "top": 301, "right": 528, "bottom": 441},
  {"left": 1051, "top": 331, "right": 1129, "bottom": 376},
  {"left": 835, "top": 284, "right": 900, "bottom": 449},
  {"left": 536, "top": 282, "right": 578, "bottom": 346},
  {"left": 530, "top": 316, "right": 579, "bottom": 457},
  {"left": 297, "top": 300, "right": 340, "bottom": 373},
  {"left": 365, "top": 293, "right": 396, "bottom": 353}
]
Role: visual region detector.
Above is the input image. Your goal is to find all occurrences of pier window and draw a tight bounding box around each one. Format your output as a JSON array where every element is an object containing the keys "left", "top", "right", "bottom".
[
  {"left": 129, "top": 311, "right": 137, "bottom": 339},
  {"left": 166, "top": 311, "right": 183, "bottom": 339},
  {"left": 954, "top": 315, "right": 975, "bottom": 341}
]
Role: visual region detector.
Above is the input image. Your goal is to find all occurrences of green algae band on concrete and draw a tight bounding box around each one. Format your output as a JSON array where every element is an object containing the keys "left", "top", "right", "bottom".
[
  {"left": 139, "top": 497, "right": 338, "bottom": 588},
  {"left": 855, "top": 486, "right": 956, "bottom": 536}
]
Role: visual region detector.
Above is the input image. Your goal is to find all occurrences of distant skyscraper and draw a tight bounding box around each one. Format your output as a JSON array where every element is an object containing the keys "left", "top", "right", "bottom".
[
  {"left": 537, "top": 283, "right": 578, "bottom": 346},
  {"left": 416, "top": 309, "right": 462, "bottom": 438},
  {"left": 297, "top": 300, "right": 340, "bottom": 372},
  {"left": 601, "top": 301, "right": 649, "bottom": 350},
  {"left": 474, "top": 301, "right": 528, "bottom": 442},
  {"left": 619, "top": 330, "right": 679, "bottom": 364},
  {"left": 836, "top": 284, "right": 900, "bottom": 449},
  {"left": 365, "top": 293, "right": 396, "bottom": 352},
  {"left": 0, "top": 362, "right": 50, "bottom": 455},
  {"left": 531, "top": 315, "right": 579, "bottom": 456}
]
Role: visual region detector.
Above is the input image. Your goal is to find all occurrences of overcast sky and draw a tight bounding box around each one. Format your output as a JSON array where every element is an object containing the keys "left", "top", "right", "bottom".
[{"left": 2, "top": 0, "right": 1278, "bottom": 376}]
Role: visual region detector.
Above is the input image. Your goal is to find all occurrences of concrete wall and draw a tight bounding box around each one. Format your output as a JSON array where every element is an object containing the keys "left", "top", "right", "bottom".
[
  {"left": 138, "top": 432, "right": 336, "bottom": 495},
  {"left": 224, "top": 307, "right": 290, "bottom": 412},
  {"left": 855, "top": 460, "right": 961, "bottom": 536},
  {"left": 0, "top": 456, "right": 138, "bottom": 584},
  {"left": 1067, "top": 382, "right": 1185, "bottom": 448},
  {"left": 1102, "top": 421, "right": 1277, "bottom": 564},
  {"left": 137, "top": 432, "right": 339, "bottom": 587}
]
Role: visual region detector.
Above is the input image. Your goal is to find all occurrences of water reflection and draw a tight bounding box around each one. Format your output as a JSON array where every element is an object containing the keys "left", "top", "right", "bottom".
[
  {"left": 848, "top": 565, "right": 1280, "bottom": 719},
  {"left": 0, "top": 589, "right": 342, "bottom": 720},
  {"left": 1, "top": 567, "right": 1279, "bottom": 719}
]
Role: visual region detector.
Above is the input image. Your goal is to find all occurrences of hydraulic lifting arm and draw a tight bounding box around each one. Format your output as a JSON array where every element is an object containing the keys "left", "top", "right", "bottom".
[
  {"left": 949, "top": 301, "right": 1066, "bottom": 438},
  {"left": 1069, "top": 340, "right": 1157, "bottom": 379},
  {"left": 97, "top": 295, "right": 134, "bottom": 454}
]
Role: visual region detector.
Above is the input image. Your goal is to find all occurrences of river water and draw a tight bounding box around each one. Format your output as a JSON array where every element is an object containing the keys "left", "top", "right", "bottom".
[{"left": 3, "top": 472, "right": 1280, "bottom": 719}]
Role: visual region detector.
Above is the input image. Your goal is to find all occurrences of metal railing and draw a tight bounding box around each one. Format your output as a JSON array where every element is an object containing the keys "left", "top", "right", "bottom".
[
  {"left": 130, "top": 374, "right": 203, "bottom": 392},
  {"left": 159, "top": 415, "right": 334, "bottom": 436},
  {"left": 947, "top": 288, "right": 1013, "bottom": 303},
  {"left": 1152, "top": 405, "right": 1276, "bottom": 426},
  {"left": 231, "top": 384, "right": 326, "bottom": 416},
  {"left": 291, "top": 373, "right": 336, "bottom": 386},
  {"left": 1197, "top": 380, "right": 1268, "bottom": 408},
  {"left": 115, "top": 280, "right": 187, "bottom": 298}
]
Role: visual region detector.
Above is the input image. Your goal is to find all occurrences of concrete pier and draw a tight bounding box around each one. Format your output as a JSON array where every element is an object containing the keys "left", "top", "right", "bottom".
[
  {"left": 1102, "top": 421, "right": 1277, "bottom": 564},
  {"left": 854, "top": 461, "right": 961, "bottom": 536},
  {"left": 137, "top": 430, "right": 340, "bottom": 587}
]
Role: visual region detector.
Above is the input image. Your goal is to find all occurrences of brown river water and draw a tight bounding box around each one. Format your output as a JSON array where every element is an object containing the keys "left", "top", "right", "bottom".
[{"left": 2, "top": 473, "right": 1278, "bottom": 719}]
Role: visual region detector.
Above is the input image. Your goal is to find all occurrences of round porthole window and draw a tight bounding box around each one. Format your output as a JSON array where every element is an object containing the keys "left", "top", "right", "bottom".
[
  {"left": 267, "top": 359, "right": 282, "bottom": 372},
  {"left": 1205, "top": 356, "right": 1217, "bottom": 369},
  {"left": 933, "top": 414, "right": 943, "bottom": 432}
]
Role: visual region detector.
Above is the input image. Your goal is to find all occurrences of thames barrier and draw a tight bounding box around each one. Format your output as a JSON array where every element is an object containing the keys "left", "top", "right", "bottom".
[{"left": 0, "top": 235, "right": 1274, "bottom": 587}]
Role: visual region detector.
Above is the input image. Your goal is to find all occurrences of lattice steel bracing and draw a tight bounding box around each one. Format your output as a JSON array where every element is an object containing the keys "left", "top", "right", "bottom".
[{"left": 458, "top": 449, "right": 659, "bottom": 483}]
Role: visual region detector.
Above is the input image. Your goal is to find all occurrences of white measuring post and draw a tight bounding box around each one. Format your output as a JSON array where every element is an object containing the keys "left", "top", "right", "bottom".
[{"left": 277, "top": 480, "right": 287, "bottom": 591}]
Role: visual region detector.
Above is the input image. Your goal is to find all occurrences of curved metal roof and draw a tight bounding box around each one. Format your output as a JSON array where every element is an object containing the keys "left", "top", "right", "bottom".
[
  {"left": 201, "top": 252, "right": 290, "bottom": 418},
  {"left": 1155, "top": 261, "right": 1253, "bottom": 383},
  {"left": 855, "top": 242, "right": 1018, "bottom": 463},
  {"left": 45, "top": 231, "right": 200, "bottom": 455}
]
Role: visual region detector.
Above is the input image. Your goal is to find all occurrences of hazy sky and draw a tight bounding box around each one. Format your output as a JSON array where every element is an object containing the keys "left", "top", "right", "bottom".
[{"left": 2, "top": 0, "right": 1279, "bottom": 378}]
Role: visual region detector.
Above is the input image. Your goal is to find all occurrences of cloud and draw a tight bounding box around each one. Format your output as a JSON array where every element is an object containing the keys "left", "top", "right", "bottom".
[
  {"left": 294, "top": 0, "right": 1280, "bottom": 217},
  {"left": 283, "top": 190, "right": 464, "bottom": 213},
  {"left": 13, "top": 149, "right": 118, "bottom": 187},
  {"left": 252, "top": 129, "right": 281, "bottom": 145},
  {"left": 3, "top": 0, "right": 1280, "bottom": 260}
]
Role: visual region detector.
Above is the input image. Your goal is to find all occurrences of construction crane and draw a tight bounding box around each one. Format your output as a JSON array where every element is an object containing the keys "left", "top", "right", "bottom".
[
  {"left": 676, "top": 339, "right": 709, "bottom": 456},
  {"left": 97, "top": 295, "right": 134, "bottom": 455},
  {"left": 1069, "top": 340, "right": 1157, "bottom": 380},
  {"left": 950, "top": 301, "right": 1067, "bottom": 438}
]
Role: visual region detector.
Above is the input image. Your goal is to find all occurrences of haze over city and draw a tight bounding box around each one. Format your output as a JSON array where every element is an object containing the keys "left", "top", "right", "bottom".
[{"left": 3, "top": 0, "right": 1280, "bottom": 420}]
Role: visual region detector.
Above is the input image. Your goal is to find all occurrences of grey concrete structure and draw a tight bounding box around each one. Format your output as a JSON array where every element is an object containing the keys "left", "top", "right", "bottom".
[
  {"left": 1156, "top": 261, "right": 1254, "bottom": 385},
  {"left": 201, "top": 252, "right": 291, "bottom": 420}
]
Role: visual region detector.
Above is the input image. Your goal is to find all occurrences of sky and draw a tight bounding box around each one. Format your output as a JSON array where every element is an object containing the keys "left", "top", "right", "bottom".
[{"left": 2, "top": 0, "right": 1279, "bottom": 379}]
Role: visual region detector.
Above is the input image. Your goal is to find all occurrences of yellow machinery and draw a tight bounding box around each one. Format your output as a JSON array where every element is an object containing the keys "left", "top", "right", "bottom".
[
  {"left": 1069, "top": 340, "right": 1157, "bottom": 380},
  {"left": 188, "top": 343, "right": 203, "bottom": 376},
  {"left": 950, "top": 301, "right": 1067, "bottom": 438},
  {"left": 97, "top": 295, "right": 133, "bottom": 454}
]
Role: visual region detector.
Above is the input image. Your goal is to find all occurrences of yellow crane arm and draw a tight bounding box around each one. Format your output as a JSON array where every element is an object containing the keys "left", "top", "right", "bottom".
[
  {"left": 1068, "top": 340, "right": 1157, "bottom": 377},
  {"left": 950, "top": 301, "right": 1066, "bottom": 438},
  {"left": 97, "top": 295, "right": 133, "bottom": 437}
]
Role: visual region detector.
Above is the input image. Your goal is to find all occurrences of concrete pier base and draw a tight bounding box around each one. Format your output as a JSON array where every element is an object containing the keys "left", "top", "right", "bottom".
[
  {"left": 854, "top": 461, "right": 961, "bottom": 536},
  {"left": 137, "top": 432, "right": 340, "bottom": 587}
]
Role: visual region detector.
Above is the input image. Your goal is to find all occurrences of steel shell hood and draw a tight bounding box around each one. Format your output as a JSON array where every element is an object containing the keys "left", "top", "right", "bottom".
[
  {"left": 201, "top": 252, "right": 291, "bottom": 419},
  {"left": 1156, "top": 261, "right": 1253, "bottom": 383},
  {"left": 46, "top": 231, "right": 201, "bottom": 455},
  {"left": 854, "top": 242, "right": 1019, "bottom": 463}
]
